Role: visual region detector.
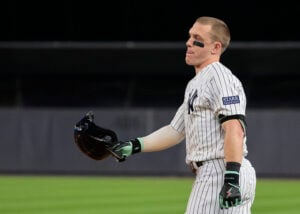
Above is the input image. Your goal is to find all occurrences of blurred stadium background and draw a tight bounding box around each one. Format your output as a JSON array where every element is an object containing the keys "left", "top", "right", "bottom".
[{"left": 0, "top": 1, "right": 300, "bottom": 178}]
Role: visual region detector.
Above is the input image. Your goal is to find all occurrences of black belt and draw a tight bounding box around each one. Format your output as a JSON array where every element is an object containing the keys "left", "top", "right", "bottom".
[{"left": 195, "top": 161, "right": 203, "bottom": 167}]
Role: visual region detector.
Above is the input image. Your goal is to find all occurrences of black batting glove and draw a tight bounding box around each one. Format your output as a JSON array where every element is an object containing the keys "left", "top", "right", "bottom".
[
  {"left": 219, "top": 162, "right": 242, "bottom": 209},
  {"left": 111, "top": 138, "right": 143, "bottom": 162}
]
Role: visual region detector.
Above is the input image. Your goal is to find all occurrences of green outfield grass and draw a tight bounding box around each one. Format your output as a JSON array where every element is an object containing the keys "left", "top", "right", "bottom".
[{"left": 0, "top": 175, "right": 299, "bottom": 214}]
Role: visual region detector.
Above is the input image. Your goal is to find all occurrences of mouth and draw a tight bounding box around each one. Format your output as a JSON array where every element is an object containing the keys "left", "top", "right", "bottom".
[{"left": 186, "top": 51, "right": 193, "bottom": 56}]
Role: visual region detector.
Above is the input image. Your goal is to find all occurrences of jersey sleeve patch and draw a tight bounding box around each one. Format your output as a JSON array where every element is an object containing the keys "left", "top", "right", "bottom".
[{"left": 222, "top": 95, "right": 240, "bottom": 105}]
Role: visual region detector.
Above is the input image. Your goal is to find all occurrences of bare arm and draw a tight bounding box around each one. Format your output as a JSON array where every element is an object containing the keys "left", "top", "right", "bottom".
[
  {"left": 222, "top": 119, "right": 244, "bottom": 164},
  {"left": 140, "top": 125, "right": 185, "bottom": 152}
]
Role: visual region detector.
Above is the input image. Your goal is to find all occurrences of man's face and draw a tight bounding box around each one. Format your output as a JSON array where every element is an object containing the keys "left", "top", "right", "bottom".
[{"left": 185, "top": 22, "right": 216, "bottom": 68}]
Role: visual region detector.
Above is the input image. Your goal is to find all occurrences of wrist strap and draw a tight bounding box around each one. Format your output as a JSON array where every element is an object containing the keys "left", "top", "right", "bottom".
[
  {"left": 131, "top": 138, "right": 142, "bottom": 154},
  {"left": 224, "top": 162, "right": 241, "bottom": 184},
  {"left": 226, "top": 162, "right": 241, "bottom": 172}
]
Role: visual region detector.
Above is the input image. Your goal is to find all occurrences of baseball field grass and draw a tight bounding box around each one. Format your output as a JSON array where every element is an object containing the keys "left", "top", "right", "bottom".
[{"left": 0, "top": 175, "right": 299, "bottom": 214}]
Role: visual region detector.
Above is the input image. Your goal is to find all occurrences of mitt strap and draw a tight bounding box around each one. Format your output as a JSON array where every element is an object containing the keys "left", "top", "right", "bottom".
[{"left": 131, "top": 138, "right": 142, "bottom": 154}]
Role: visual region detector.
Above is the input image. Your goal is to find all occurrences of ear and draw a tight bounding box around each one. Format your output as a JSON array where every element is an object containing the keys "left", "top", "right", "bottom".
[{"left": 211, "top": 41, "right": 222, "bottom": 55}]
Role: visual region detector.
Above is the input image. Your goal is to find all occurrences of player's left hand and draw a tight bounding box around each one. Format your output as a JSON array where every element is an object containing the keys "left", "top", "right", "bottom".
[
  {"left": 219, "top": 162, "right": 242, "bottom": 209},
  {"left": 219, "top": 182, "right": 241, "bottom": 209}
]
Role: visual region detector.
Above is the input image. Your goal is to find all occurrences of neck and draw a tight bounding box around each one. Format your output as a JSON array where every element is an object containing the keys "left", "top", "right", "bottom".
[{"left": 195, "top": 58, "right": 219, "bottom": 74}]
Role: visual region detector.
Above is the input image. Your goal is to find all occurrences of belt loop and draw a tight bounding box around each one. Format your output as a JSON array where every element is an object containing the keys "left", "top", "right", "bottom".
[
  {"left": 189, "top": 162, "right": 196, "bottom": 174},
  {"left": 189, "top": 161, "right": 202, "bottom": 174},
  {"left": 192, "top": 161, "right": 199, "bottom": 169}
]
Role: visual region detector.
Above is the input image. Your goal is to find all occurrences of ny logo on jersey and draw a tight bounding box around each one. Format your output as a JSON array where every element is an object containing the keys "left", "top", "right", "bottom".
[{"left": 188, "top": 89, "right": 198, "bottom": 114}]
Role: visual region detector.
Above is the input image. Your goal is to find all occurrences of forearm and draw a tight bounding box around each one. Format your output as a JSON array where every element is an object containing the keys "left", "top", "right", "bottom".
[
  {"left": 223, "top": 120, "right": 244, "bottom": 163},
  {"left": 140, "top": 125, "right": 185, "bottom": 152},
  {"left": 224, "top": 134, "right": 243, "bottom": 163}
]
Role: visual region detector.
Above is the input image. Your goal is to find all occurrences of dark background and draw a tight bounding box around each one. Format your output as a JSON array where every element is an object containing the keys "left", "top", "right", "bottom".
[
  {"left": 1, "top": 1, "right": 299, "bottom": 42},
  {"left": 0, "top": 0, "right": 300, "bottom": 109},
  {"left": 1, "top": 1, "right": 300, "bottom": 109}
]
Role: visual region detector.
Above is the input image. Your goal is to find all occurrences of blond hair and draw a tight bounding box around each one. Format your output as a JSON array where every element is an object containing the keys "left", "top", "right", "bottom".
[{"left": 196, "top": 16, "right": 231, "bottom": 53}]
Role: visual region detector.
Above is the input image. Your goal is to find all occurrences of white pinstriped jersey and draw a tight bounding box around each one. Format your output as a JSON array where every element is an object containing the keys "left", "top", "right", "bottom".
[{"left": 171, "top": 61, "right": 248, "bottom": 163}]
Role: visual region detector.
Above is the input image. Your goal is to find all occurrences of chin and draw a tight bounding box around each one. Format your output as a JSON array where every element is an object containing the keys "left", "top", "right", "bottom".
[
  {"left": 185, "top": 58, "right": 192, "bottom": 65},
  {"left": 185, "top": 59, "right": 194, "bottom": 66}
]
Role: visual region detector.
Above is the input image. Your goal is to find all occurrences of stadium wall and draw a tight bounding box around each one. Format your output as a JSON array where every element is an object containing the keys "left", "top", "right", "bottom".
[{"left": 0, "top": 108, "right": 299, "bottom": 178}]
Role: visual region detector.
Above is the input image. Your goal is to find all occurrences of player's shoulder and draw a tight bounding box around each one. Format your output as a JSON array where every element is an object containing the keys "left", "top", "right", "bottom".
[
  {"left": 209, "top": 62, "right": 232, "bottom": 76},
  {"left": 209, "top": 62, "right": 241, "bottom": 82}
]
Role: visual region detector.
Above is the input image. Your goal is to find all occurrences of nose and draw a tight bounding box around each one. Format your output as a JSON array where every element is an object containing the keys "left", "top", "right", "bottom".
[{"left": 186, "top": 38, "right": 193, "bottom": 47}]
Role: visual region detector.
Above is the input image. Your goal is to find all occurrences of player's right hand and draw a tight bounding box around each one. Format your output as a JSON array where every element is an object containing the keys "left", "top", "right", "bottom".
[
  {"left": 110, "top": 141, "right": 133, "bottom": 162},
  {"left": 111, "top": 138, "right": 143, "bottom": 162}
]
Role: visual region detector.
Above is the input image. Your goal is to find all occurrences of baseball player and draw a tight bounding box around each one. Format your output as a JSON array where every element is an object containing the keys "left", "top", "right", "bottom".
[{"left": 76, "top": 16, "right": 256, "bottom": 213}]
